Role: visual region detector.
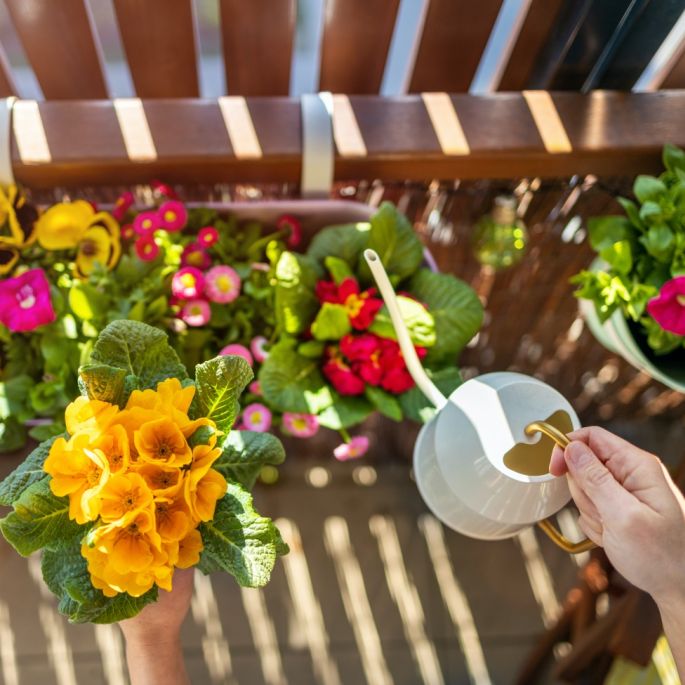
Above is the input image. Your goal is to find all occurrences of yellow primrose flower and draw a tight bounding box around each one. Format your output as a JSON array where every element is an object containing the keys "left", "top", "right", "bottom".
[
  {"left": 184, "top": 439, "right": 226, "bottom": 523},
  {"left": 98, "top": 472, "right": 154, "bottom": 523},
  {"left": 134, "top": 417, "right": 192, "bottom": 468},
  {"left": 176, "top": 529, "right": 204, "bottom": 569},
  {"left": 93, "top": 424, "right": 131, "bottom": 473},
  {"left": 154, "top": 494, "right": 191, "bottom": 543},
  {"left": 65, "top": 396, "right": 119, "bottom": 438},
  {"left": 135, "top": 462, "right": 182, "bottom": 497},
  {"left": 44, "top": 433, "right": 111, "bottom": 524},
  {"left": 35, "top": 200, "right": 94, "bottom": 250},
  {"left": 75, "top": 212, "right": 121, "bottom": 278}
]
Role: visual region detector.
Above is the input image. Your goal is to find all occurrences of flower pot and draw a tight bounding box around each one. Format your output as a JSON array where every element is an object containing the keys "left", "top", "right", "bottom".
[{"left": 579, "top": 298, "right": 685, "bottom": 394}]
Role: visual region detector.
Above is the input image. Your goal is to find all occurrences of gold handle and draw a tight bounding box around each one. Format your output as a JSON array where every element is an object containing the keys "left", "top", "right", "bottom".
[{"left": 525, "top": 420, "right": 597, "bottom": 555}]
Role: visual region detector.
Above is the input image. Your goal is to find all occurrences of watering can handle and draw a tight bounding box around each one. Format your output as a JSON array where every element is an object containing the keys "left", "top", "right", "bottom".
[{"left": 526, "top": 421, "right": 597, "bottom": 555}]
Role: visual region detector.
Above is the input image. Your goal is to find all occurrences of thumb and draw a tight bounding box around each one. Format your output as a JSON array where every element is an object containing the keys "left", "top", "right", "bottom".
[{"left": 564, "top": 441, "right": 633, "bottom": 519}]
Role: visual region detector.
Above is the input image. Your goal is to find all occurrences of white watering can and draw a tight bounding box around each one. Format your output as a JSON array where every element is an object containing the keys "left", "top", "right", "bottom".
[{"left": 364, "top": 249, "right": 594, "bottom": 553}]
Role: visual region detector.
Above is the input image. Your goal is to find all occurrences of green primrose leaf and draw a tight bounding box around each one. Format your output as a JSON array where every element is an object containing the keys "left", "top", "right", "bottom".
[
  {"left": 78, "top": 363, "right": 126, "bottom": 405},
  {"left": 324, "top": 255, "right": 354, "bottom": 285},
  {"left": 364, "top": 385, "right": 402, "bottom": 421},
  {"left": 0, "top": 477, "right": 80, "bottom": 556},
  {"left": 317, "top": 393, "right": 373, "bottom": 429},
  {"left": 273, "top": 252, "right": 322, "bottom": 335},
  {"left": 307, "top": 222, "right": 371, "bottom": 266},
  {"left": 633, "top": 175, "right": 667, "bottom": 204},
  {"left": 88, "top": 320, "right": 188, "bottom": 391},
  {"left": 214, "top": 430, "right": 286, "bottom": 490},
  {"left": 311, "top": 302, "right": 352, "bottom": 341},
  {"left": 408, "top": 269, "right": 483, "bottom": 364},
  {"left": 399, "top": 366, "right": 463, "bottom": 423},
  {"left": 359, "top": 203, "right": 424, "bottom": 283},
  {"left": 0, "top": 435, "right": 63, "bottom": 506},
  {"left": 68, "top": 282, "right": 109, "bottom": 321},
  {"left": 194, "top": 355, "right": 253, "bottom": 433},
  {"left": 369, "top": 296, "right": 436, "bottom": 348},
  {"left": 198, "top": 482, "right": 287, "bottom": 587},
  {"left": 297, "top": 340, "right": 325, "bottom": 359}
]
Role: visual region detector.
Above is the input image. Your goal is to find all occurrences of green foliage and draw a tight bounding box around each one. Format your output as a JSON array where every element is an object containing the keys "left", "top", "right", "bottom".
[
  {"left": 364, "top": 385, "right": 402, "bottom": 421},
  {"left": 273, "top": 252, "right": 322, "bottom": 335},
  {"left": 317, "top": 394, "right": 373, "bottom": 429},
  {"left": 78, "top": 363, "right": 126, "bottom": 405},
  {"left": 307, "top": 222, "right": 371, "bottom": 265},
  {"left": 198, "top": 482, "right": 288, "bottom": 587},
  {"left": 214, "top": 430, "right": 286, "bottom": 490},
  {"left": 368, "top": 296, "right": 436, "bottom": 348},
  {"left": 194, "top": 355, "right": 254, "bottom": 433},
  {"left": 573, "top": 145, "right": 685, "bottom": 354},
  {"left": 311, "top": 303, "right": 352, "bottom": 341},
  {"left": 399, "top": 366, "right": 463, "bottom": 423}
]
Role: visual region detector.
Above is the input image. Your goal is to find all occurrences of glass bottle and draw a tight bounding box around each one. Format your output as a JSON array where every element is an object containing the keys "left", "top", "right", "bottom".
[{"left": 472, "top": 195, "right": 528, "bottom": 269}]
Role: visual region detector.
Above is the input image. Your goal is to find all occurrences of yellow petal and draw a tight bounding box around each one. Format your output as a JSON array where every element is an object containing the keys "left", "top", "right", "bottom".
[{"left": 36, "top": 200, "right": 93, "bottom": 250}]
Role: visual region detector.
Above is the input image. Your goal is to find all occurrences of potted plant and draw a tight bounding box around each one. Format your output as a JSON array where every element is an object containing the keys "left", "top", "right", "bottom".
[{"left": 572, "top": 144, "right": 685, "bottom": 391}]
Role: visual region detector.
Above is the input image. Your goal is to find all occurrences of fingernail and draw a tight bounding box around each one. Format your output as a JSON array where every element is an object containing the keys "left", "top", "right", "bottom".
[{"left": 565, "top": 441, "right": 591, "bottom": 466}]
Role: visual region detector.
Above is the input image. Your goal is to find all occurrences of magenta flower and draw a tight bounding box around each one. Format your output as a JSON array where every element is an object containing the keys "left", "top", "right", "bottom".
[
  {"left": 172, "top": 267, "right": 205, "bottom": 301},
  {"left": 333, "top": 436, "right": 370, "bottom": 461},
  {"left": 249, "top": 380, "right": 262, "bottom": 395},
  {"left": 219, "top": 343, "right": 253, "bottom": 366},
  {"left": 151, "top": 180, "right": 178, "bottom": 200},
  {"left": 158, "top": 201, "right": 187, "bottom": 232},
  {"left": 180, "top": 299, "right": 211, "bottom": 327},
  {"left": 198, "top": 226, "right": 219, "bottom": 248},
  {"left": 112, "top": 191, "right": 134, "bottom": 222},
  {"left": 0, "top": 269, "right": 56, "bottom": 332},
  {"left": 250, "top": 335, "right": 269, "bottom": 363},
  {"left": 277, "top": 215, "right": 302, "bottom": 248},
  {"left": 205, "top": 265, "right": 241, "bottom": 304},
  {"left": 282, "top": 413, "right": 319, "bottom": 439},
  {"left": 242, "top": 403, "right": 272, "bottom": 433},
  {"left": 647, "top": 276, "right": 685, "bottom": 336},
  {"left": 181, "top": 242, "right": 212, "bottom": 270},
  {"left": 135, "top": 236, "right": 159, "bottom": 261},
  {"left": 133, "top": 211, "right": 159, "bottom": 236}
]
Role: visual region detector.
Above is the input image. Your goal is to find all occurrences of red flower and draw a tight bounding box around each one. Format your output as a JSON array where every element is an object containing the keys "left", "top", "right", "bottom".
[
  {"left": 277, "top": 215, "right": 302, "bottom": 248},
  {"left": 322, "top": 346, "right": 365, "bottom": 395},
  {"left": 151, "top": 180, "right": 178, "bottom": 200},
  {"left": 315, "top": 277, "right": 383, "bottom": 330},
  {"left": 340, "top": 333, "right": 384, "bottom": 385}
]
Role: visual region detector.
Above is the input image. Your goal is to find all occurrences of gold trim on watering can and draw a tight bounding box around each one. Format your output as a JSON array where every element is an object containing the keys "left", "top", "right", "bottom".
[{"left": 524, "top": 420, "right": 596, "bottom": 555}]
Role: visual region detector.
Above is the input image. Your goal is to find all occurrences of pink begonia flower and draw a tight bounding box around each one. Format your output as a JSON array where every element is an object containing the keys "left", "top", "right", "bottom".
[
  {"left": 180, "top": 299, "right": 211, "bottom": 327},
  {"left": 133, "top": 211, "right": 159, "bottom": 236},
  {"left": 158, "top": 201, "right": 187, "bottom": 232},
  {"left": 172, "top": 267, "right": 205, "bottom": 301},
  {"left": 205, "top": 265, "right": 241, "bottom": 304},
  {"left": 282, "top": 413, "right": 319, "bottom": 439},
  {"left": 181, "top": 242, "right": 212, "bottom": 270},
  {"left": 250, "top": 335, "right": 269, "bottom": 363},
  {"left": 219, "top": 343, "right": 253, "bottom": 366},
  {"left": 249, "top": 380, "right": 262, "bottom": 395},
  {"left": 242, "top": 403, "right": 272, "bottom": 433},
  {"left": 0, "top": 269, "right": 56, "bottom": 332},
  {"left": 121, "top": 223, "right": 136, "bottom": 241},
  {"left": 135, "top": 236, "right": 160, "bottom": 261},
  {"left": 276, "top": 215, "right": 302, "bottom": 248},
  {"left": 112, "top": 191, "right": 134, "bottom": 222},
  {"left": 333, "top": 436, "right": 370, "bottom": 461},
  {"left": 647, "top": 276, "right": 685, "bottom": 336},
  {"left": 198, "top": 226, "right": 219, "bottom": 248}
]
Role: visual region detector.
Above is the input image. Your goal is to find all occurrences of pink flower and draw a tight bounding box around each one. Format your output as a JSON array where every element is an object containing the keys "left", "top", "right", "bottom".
[
  {"left": 0, "top": 269, "right": 56, "bottom": 332},
  {"left": 647, "top": 276, "right": 685, "bottom": 335},
  {"left": 181, "top": 242, "right": 212, "bottom": 270},
  {"left": 333, "top": 436, "right": 370, "bottom": 461},
  {"left": 277, "top": 215, "right": 302, "bottom": 248},
  {"left": 133, "top": 211, "right": 159, "bottom": 236},
  {"left": 198, "top": 226, "right": 219, "bottom": 248},
  {"left": 250, "top": 336, "right": 269, "bottom": 363},
  {"left": 249, "top": 380, "right": 262, "bottom": 395},
  {"left": 180, "top": 299, "right": 211, "bottom": 327},
  {"left": 121, "top": 223, "right": 136, "bottom": 241},
  {"left": 205, "top": 265, "right": 241, "bottom": 304},
  {"left": 172, "top": 267, "right": 205, "bottom": 300},
  {"left": 112, "top": 191, "right": 134, "bottom": 221},
  {"left": 135, "top": 236, "right": 159, "bottom": 261},
  {"left": 282, "top": 413, "right": 319, "bottom": 438},
  {"left": 219, "top": 343, "right": 253, "bottom": 366},
  {"left": 158, "top": 201, "right": 187, "bottom": 232},
  {"left": 242, "top": 403, "right": 272, "bottom": 432}
]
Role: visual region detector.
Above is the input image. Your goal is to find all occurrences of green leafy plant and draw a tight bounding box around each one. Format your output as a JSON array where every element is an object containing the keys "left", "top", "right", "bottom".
[
  {"left": 573, "top": 145, "right": 685, "bottom": 355},
  {"left": 0, "top": 320, "right": 286, "bottom": 623}
]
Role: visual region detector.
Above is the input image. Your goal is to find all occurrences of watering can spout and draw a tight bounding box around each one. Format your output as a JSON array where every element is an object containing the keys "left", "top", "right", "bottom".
[{"left": 364, "top": 249, "right": 448, "bottom": 410}]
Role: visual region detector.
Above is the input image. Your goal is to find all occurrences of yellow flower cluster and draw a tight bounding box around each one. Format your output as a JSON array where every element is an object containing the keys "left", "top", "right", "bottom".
[{"left": 44, "top": 378, "right": 227, "bottom": 597}]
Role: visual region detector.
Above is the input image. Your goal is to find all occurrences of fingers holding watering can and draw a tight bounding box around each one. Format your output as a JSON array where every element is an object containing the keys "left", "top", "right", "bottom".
[
  {"left": 567, "top": 473, "right": 602, "bottom": 526},
  {"left": 577, "top": 512, "right": 603, "bottom": 547}
]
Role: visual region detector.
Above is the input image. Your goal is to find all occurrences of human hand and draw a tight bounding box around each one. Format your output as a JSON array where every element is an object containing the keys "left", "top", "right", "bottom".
[
  {"left": 549, "top": 427, "right": 685, "bottom": 607},
  {"left": 119, "top": 568, "right": 194, "bottom": 685}
]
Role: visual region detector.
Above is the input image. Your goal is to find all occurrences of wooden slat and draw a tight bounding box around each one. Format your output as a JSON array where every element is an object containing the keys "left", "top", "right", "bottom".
[
  {"left": 319, "top": 0, "right": 399, "bottom": 94},
  {"left": 408, "top": 0, "right": 503, "bottom": 93},
  {"left": 0, "top": 44, "right": 16, "bottom": 97},
  {"left": 9, "top": 92, "right": 685, "bottom": 188},
  {"left": 113, "top": 0, "right": 199, "bottom": 98},
  {"left": 219, "top": 0, "right": 296, "bottom": 96},
  {"left": 661, "top": 47, "right": 685, "bottom": 88},
  {"left": 4, "top": 0, "right": 107, "bottom": 99},
  {"left": 498, "top": 0, "right": 566, "bottom": 91}
]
